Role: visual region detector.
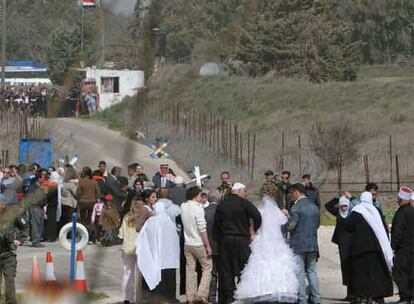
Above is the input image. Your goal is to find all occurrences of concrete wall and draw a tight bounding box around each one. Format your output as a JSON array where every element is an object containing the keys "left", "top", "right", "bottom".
[{"left": 86, "top": 67, "right": 144, "bottom": 110}]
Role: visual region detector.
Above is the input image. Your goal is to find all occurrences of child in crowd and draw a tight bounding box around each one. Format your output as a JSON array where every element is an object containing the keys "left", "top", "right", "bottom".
[
  {"left": 100, "top": 194, "right": 122, "bottom": 247},
  {"left": 91, "top": 197, "right": 104, "bottom": 243}
]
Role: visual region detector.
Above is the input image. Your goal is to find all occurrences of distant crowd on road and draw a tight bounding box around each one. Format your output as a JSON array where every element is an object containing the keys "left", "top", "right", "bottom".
[{"left": 1, "top": 86, "right": 54, "bottom": 116}]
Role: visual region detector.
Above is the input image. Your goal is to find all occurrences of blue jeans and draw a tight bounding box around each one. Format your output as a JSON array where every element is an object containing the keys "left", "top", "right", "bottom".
[{"left": 297, "top": 251, "right": 320, "bottom": 304}]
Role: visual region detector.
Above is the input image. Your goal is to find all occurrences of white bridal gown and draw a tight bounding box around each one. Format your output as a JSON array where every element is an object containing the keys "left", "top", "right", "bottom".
[{"left": 234, "top": 196, "right": 299, "bottom": 303}]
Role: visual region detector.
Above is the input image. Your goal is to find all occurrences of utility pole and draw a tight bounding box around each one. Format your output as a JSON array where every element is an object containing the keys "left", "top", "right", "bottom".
[
  {"left": 1, "top": 0, "right": 6, "bottom": 88},
  {"left": 100, "top": 0, "right": 105, "bottom": 67}
]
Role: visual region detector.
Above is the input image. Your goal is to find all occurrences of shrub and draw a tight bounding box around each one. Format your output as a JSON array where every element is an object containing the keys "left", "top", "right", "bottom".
[{"left": 309, "top": 119, "right": 367, "bottom": 170}]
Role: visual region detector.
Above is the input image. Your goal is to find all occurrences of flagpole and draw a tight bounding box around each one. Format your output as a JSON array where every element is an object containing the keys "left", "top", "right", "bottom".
[{"left": 80, "top": 5, "right": 84, "bottom": 67}]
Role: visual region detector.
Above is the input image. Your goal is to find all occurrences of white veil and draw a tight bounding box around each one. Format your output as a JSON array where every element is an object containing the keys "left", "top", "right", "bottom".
[{"left": 136, "top": 203, "right": 180, "bottom": 290}]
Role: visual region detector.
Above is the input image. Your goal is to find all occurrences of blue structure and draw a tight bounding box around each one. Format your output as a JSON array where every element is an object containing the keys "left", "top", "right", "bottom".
[{"left": 19, "top": 139, "right": 53, "bottom": 168}]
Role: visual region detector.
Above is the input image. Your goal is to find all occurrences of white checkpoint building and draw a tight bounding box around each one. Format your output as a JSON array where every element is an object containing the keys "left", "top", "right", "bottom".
[{"left": 85, "top": 67, "right": 145, "bottom": 110}]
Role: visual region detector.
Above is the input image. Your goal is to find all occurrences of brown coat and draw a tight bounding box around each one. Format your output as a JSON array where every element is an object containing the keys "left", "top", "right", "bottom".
[
  {"left": 76, "top": 177, "right": 100, "bottom": 204},
  {"left": 136, "top": 207, "right": 153, "bottom": 232}
]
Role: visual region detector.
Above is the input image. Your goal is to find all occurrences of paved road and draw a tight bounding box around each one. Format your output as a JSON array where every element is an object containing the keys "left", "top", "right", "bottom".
[
  {"left": 15, "top": 118, "right": 396, "bottom": 303},
  {"left": 15, "top": 227, "right": 347, "bottom": 303},
  {"left": 43, "top": 118, "right": 188, "bottom": 179}
]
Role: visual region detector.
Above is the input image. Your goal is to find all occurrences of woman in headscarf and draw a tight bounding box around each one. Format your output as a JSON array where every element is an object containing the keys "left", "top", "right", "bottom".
[
  {"left": 137, "top": 189, "right": 180, "bottom": 302},
  {"left": 325, "top": 195, "right": 353, "bottom": 301}
]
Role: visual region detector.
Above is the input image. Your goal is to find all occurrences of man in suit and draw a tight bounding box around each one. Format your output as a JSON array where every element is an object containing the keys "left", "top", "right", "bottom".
[
  {"left": 152, "top": 163, "right": 174, "bottom": 189},
  {"left": 105, "top": 166, "right": 127, "bottom": 212},
  {"left": 286, "top": 183, "right": 320, "bottom": 304}
]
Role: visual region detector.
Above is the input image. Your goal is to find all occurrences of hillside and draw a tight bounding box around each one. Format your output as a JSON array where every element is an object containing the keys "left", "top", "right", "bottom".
[{"left": 95, "top": 64, "right": 414, "bottom": 206}]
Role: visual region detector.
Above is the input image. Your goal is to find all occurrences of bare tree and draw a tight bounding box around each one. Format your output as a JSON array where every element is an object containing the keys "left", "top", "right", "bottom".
[{"left": 309, "top": 119, "right": 367, "bottom": 170}]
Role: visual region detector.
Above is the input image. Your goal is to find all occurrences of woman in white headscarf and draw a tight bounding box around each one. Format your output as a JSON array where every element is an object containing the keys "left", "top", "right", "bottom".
[
  {"left": 45, "top": 171, "right": 62, "bottom": 242},
  {"left": 325, "top": 195, "right": 353, "bottom": 301},
  {"left": 346, "top": 191, "right": 393, "bottom": 303},
  {"left": 136, "top": 195, "right": 180, "bottom": 301}
]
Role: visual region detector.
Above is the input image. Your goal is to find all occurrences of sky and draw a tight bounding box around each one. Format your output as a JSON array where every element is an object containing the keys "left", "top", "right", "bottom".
[{"left": 102, "top": 0, "right": 136, "bottom": 16}]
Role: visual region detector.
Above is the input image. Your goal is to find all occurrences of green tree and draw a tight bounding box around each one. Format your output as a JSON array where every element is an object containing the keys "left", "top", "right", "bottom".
[
  {"left": 230, "top": 0, "right": 361, "bottom": 81},
  {"left": 47, "top": 26, "right": 81, "bottom": 84}
]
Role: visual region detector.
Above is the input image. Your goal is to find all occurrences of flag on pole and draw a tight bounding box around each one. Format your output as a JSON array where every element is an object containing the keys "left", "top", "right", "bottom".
[{"left": 82, "top": 0, "right": 96, "bottom": 7}]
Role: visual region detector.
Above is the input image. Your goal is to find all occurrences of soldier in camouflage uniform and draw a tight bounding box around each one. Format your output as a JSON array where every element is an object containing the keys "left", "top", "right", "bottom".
[{"left": 0, "top": 189, "right": 28, "bottom": 304}]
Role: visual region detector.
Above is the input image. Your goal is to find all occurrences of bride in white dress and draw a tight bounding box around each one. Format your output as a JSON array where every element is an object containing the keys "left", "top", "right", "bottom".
[{"left": 233, "top": 194, "right": 299, "bottom": 303}]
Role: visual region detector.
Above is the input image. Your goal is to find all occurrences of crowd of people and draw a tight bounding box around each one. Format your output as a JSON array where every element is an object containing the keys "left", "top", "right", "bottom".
[
  {"left": 0, "top": 158, "right": 413, "bottom": 304},
  {"left": 1, "top": 86, "right": 51, "bottom": 116}
]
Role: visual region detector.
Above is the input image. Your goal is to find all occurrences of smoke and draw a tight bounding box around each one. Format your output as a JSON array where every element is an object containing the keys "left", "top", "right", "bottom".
[{"left": 101, "top": 0, "right": 136, "bottom": 16}]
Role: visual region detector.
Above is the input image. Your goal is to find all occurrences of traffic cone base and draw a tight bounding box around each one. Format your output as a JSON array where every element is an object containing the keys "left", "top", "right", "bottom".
[
  {"left": 45, "top": 252, "right": 57, "bottom": 285},
  {"left": 74, "top": 250, "right": 88, "bottom": 293},
  {"left": 31, "top": 256, "right": 41, "bottom": 284}
]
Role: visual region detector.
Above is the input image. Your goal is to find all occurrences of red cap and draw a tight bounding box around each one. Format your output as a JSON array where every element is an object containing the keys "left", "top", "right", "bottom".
[
  {"left": 16, "top": 194, "right": 24, "bottom": 201},
  {"left": 104, "top": 194, "right": 113, "bottom": 202}
]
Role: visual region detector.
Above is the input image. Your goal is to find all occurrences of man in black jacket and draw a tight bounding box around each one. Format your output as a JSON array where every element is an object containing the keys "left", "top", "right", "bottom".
[
  {"left": 28, "top": 171, "right": 47, "bottom": 247},
  {"left": 214, "top": 183, "right": 262, "bottom": 304},
  {"left": 302, "top": 174, "right": 320, "bottom": 208},
  {"left": 276, "top": 170, "right": 293, "bottom": 211},
  {"left": 152, "top": 164, "right": 174, "bottom": 189},
  {"left": 391, "top": 187, "right": 414, "bottom": 304},
  {"left": 105, "top": 167, "right": 127, "bottom": 212}
]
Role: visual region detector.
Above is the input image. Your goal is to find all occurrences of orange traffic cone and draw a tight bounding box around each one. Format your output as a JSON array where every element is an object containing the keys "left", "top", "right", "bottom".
[
  {"left": 45, "top": 252, "right": 57, "bottom": 285},
  {"left": 31, "top": 256, "right": 41, "bottom": 284},
  {"left": 74, "top": 250, "right": 87, "bottom": 293}
]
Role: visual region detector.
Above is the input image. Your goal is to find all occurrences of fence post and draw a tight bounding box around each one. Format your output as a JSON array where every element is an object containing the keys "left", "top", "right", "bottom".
[
  {"left": 251, "top": 134, "right": 256, "bottom": 181},
  {"left": 363, "top": 155, "right": 370, "bottom": 184},
  {"left": 239, "top": 133, "right": 243, "bottom": 169},
  {"left": 395, "top": 154, "right": 400, "bottom": 191},
  {"left": 247, "top": 133, "right": 251, "bottom": 177},
  {"left": 337, "top": 154, "right": 342, "bottom": 195},
  {"left": 389, "top": 135, "right": 393, "bottom": 192},
  {"left": 298, "top": 134, "right": 302, "bottom": 175},
  {"left": 280, "top": 131, "right": 285, "bottom": 171},
  {"left": 234, "top": 125, "right": 239, "bottom": 167}
]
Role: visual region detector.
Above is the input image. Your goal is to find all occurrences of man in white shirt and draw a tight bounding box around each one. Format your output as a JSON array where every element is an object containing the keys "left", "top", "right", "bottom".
[{"left": 181, "top": 186, "right": 213, "bottom": 304}]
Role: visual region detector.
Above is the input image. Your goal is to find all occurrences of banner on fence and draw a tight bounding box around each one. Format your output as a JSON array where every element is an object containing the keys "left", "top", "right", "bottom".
[{"left": 19, "top": 139, "right": 53, "bottom": 168}]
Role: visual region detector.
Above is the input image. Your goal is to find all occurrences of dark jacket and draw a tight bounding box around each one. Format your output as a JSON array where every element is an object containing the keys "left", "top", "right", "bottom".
[
  {"left": 204, "top": 203, "right": 218, "bottom": 255},
  {"left": 170, "top": 186, "right": 186, "bottom": 206},
  {"left": 276, "top": 181, "right": 292, "bottom": 210},
  {"left": 305, "top": 183, "right": 320, "bottom": 208},
  {"left": 214, "top": 193, "right": 262, "bottom": 241},
  {"left": 325, "top": 197, "right": 352, "bottom": 285},
  {"left": 92, "top": 175, "right": 106, "bottom": 198},
  {"left": 0, "top": 208, "right": 29, "bottom": 258},
  {"left": 28, "top": 182, "right": 47, "bottom": 208},
  {"left": 288, "top": 196, "right": 320, "bottom": 253},
  {"left": 105, "top": 175, "right": 127, "bottom": 211},
  {"left": 325, "top": 198, "right": 352, "bottom": 247},
  {"left": 346, "top": 210, "right": 388, "bottom": 256},
  {"left": 391, "top": 204, "right": 414, "bottom": 253},
  {"left": 152, "top": 173, "right": 174, "bottom": 189}
]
